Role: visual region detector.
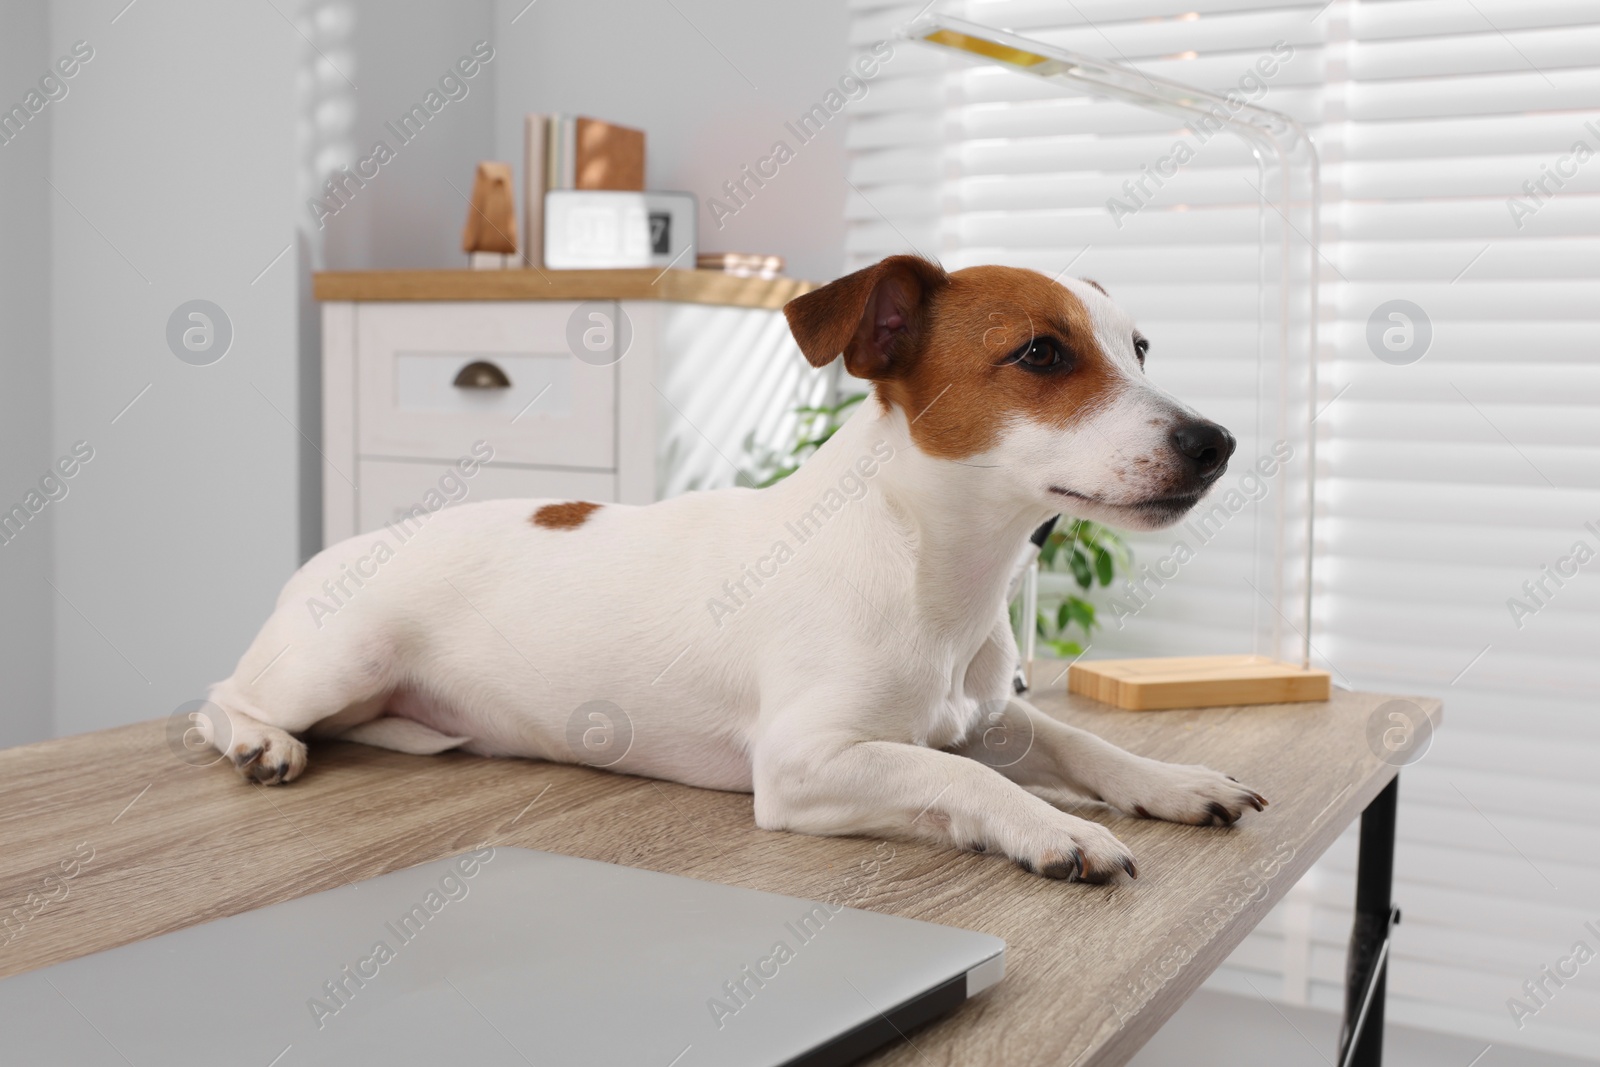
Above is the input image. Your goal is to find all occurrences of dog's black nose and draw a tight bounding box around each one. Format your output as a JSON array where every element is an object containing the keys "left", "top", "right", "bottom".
[{"left": 1171, "top": 420, "right": 1236, "bottom": 479}]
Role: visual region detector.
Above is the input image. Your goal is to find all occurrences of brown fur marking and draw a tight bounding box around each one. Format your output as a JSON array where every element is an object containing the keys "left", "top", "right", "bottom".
[
  {"left": 531, "top": 501, "right": 602, "bottom": 529},
  {"left": 877, "top": 265, "right": 1122, "bottom": 459},
  {"left": 784, "top": 259, "right": 1125, "bottom": 460}
]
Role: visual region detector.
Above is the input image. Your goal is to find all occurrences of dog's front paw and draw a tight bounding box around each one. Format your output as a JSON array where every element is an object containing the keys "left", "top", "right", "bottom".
[
  {"left": 999, "top": 814, "right": 1137, "bottom": 884},
  {"left": 1116, "top": 760, "right": 1266, "bottom": 827},
  {"left": 227, "top": 726, "right": 307, "bottom": 785}
]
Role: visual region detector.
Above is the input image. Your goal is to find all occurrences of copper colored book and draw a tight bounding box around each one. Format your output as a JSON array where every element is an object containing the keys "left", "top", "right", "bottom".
[{"left": 574, "top": 117, "right": 645, "bottom": 191}]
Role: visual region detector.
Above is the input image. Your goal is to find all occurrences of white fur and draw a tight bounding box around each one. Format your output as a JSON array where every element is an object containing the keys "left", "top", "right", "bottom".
[{"left": 205, "top": 277, "right": 1264, "bottom": 882}]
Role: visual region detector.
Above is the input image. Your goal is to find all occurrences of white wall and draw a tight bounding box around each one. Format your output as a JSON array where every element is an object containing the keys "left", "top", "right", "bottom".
[
  {"left": 313, "top": 0, "right": 497, "bottom": 271},
  {"left": 0, "top": 0, "right": 55, "bottom": 748},
  {"left": 491, "top": 0, "right": 852, "bottom": 284},
  {"left": 41, "top": 0, "right": 505, "bottom": 741},
  {"left": 47, "top": 0, "right": 303, "bottom": 738}
]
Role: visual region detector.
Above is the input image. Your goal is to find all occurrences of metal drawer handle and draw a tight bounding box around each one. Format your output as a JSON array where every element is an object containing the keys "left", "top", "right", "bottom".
[{"left": 453, "top": 360, "right": 511, "bottom": 390}]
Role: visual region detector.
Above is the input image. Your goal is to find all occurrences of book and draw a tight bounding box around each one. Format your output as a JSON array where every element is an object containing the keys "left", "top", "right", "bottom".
[
  {"left": 522, "top": 114, "right": 546, "bottom": 268},
  {"left": 546, "top": 115, "right": 573, "bottom": 191},
  {"left": 541, "top": 115, "right": 645, "bottom": 191},
  {"left": 574, "top": 117, "right": 645, "bottom": 191}
]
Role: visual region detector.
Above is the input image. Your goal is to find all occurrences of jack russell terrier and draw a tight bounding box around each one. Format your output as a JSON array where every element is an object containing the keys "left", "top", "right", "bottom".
[{"left": 205, "top": 255, "right": 1265, "bottom": 883}]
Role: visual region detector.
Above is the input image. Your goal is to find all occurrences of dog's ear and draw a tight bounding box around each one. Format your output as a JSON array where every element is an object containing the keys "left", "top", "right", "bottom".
[{"left": 784, "top": 255, "right": 948, "bottom": 380}]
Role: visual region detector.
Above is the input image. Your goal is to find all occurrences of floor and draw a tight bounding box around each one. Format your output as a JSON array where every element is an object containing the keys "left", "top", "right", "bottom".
[{"left": 1128, "top": 989, "right": 1597, "bottom": 1067}]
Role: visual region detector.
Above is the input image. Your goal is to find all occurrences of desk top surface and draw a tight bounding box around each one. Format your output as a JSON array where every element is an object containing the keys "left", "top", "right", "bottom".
[
  {"left": 0, "top": 687, "right": 1439, "bottom": 1066},
  {"left": 313, "top": 268, "right": 816, "bottom": 308}
]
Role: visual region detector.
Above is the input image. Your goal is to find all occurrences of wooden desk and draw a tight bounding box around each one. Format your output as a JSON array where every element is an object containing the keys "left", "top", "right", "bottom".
[{"left": 0, "top": 689, "right": 1439, "bottom": 1066}]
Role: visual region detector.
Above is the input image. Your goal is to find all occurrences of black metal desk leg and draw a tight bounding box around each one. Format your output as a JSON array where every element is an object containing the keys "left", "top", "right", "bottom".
[{"left": 1339, "top": 774, "right": 1401, "bottom": 1067}]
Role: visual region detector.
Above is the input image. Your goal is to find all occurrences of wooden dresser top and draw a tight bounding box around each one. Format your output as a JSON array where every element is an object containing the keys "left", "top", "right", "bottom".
[{"left": 313, "top": 268, "right": 816, "bottom": 309}]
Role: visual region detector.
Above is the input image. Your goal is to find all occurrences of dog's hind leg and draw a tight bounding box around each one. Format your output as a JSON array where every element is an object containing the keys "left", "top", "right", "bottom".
[
  {"left": 198, "top": 696, "right": 311, "bottom": 785},
  {"left": 202, "top": 605, "right": 396, "bottom": 785}
]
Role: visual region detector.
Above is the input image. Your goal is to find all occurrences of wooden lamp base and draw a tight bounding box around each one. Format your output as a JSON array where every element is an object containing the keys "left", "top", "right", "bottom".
[{"left": 1068, "top": 654, "right": 1331, "bottom": 710}]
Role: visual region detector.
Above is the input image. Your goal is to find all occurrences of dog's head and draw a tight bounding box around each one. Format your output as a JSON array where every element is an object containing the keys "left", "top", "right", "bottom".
[{"left": 784, "top": 255, "right": 1236, "bottom": 531}]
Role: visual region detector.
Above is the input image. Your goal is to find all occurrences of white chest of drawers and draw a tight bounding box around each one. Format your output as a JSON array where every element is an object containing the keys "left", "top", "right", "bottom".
[{"left": 316, "top": 269, "right": 820, "bottom": 545}]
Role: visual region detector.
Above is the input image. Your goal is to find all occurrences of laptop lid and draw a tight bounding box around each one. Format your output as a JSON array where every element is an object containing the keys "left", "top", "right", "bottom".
[{"left": 0, "top": 847, "right": 1004, "bottom": 1067}]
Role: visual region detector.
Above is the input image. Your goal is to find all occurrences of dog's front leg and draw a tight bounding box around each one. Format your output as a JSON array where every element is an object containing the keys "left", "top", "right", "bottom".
[
  {"left": 752, "top": 728, "right": 1137, "bottom": 882},
  {"left": 960, "top": 698, "right": 1268, "bottom": 827}
]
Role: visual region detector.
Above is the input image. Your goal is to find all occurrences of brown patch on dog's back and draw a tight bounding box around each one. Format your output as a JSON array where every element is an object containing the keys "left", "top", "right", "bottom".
[
  {"left": 531, "top": 501, "right": 602, "bottom": 529},
  {"left": 877, "top": 266, "right": 1123, "bottom": 460}
]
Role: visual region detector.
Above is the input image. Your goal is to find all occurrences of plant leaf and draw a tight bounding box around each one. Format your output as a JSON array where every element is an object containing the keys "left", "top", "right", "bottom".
[
  {"left": 1069, "top": 548, "right": 1093, "bottom": 589},
  {"left": 1094, "top": 545, "right": 1114, "bottom": 586}
]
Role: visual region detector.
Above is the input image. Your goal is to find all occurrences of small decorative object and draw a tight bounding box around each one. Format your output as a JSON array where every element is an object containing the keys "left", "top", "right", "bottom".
[
  {"left": 697, "top": 252, "right": 785, "bottom": 279},
  {"left": 461, "top": 161, "right": 517, "bottom": 269},
  {"left": 1068, "top": 654, "right": 1331, "bottom": 710},
  {"left": 543, "top": 190, "right": 695, "bottom": 270}
]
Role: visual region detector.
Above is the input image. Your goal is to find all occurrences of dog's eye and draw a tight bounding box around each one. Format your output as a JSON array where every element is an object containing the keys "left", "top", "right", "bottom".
[
  {"left": 1133, "top": 334, "right": 1149, "bottom": 369},
  {"left": 1011, "top": 337, "right": 1068, "bottom": 372}
]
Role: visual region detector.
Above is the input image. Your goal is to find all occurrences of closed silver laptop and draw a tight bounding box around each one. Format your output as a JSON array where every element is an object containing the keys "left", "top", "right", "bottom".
[{"left": 0, "top": 847, "right": 1004, "bottom": 1066}]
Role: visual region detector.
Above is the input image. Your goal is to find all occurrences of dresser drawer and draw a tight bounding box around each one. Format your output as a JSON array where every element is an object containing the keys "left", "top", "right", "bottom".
[
  {"left": 356, "top": 458, "right": 616, "bottom": 535},
  {"left": 355, "top": 302, "right": 617, "bottom": 469}
]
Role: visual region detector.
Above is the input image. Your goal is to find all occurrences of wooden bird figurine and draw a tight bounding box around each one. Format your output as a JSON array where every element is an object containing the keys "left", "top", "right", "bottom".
[{"left": 461, "top": 161, "right": 518, "bottom": 255}]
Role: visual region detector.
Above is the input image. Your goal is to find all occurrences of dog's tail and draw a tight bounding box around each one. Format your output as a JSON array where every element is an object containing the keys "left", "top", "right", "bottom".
[{"left": 335, "top": 716, "right": 471, "bottom": 755}]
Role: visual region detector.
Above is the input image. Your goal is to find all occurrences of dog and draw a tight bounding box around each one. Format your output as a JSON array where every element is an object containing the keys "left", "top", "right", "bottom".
[{"left": 204, "top": 254, "right": 1265, "bottom": 883}]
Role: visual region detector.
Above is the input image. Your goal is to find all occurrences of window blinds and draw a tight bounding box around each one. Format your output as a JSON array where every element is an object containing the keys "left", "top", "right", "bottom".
[{"left": 843, "top": 0, "right": 1600, "bottom": 1056}]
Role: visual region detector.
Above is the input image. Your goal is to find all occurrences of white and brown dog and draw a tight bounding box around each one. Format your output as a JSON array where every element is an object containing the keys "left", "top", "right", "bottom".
[{"left": 205, "top": 255, "right": 1265, "bottom": 883}]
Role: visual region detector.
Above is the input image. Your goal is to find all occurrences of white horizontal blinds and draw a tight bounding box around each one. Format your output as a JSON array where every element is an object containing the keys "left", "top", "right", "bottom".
[
  {"left": 843, "top": 0, "right": 1600, "bottom": 1058},
  {"left": 1303, "top": 0, "right": 1600, "bottom": 1056},
  {"left": 845, "top": 0, "right": 955, "bottom": 264},
  {"left": 655, "top": 307, "right": 830, "bottom": 496}
]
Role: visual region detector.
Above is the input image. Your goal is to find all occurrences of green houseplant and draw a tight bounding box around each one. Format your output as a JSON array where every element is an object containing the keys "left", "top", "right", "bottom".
[{"left": 1030, "top": 518, "right": 1130, "bottom": 657}]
